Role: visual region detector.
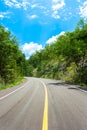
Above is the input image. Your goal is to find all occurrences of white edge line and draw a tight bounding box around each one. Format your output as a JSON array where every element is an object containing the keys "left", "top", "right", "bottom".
[
  {"left": 0, "top": 82, "right": 28, "bottom": 101},
  {"left": 70, "top": 85, "right": 87, "bottom": 93},
  {"left": 79, "top": 88, "right": 87, "bottom": 93}
]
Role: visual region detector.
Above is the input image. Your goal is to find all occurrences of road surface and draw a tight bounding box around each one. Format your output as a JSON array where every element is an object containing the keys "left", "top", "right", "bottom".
[{"left": 0, "top": 77, "right": 87, "bottom": 130}]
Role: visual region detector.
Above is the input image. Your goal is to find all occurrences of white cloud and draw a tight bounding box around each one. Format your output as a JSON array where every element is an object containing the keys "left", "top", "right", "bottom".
[
  {"left": 52, "top": 11, "right": 60, "bottom": 19},
  {"left": 30, "top": 3, "right": 46, "bottom": 10},
  {"left": 52, "top": 0, "right": 59, "bottom": 3},
  {"left": 27, "top": 14, "right": 38, "bottom": 19},
  {"left": 0, "top": 14, "right": 4, "bottom": 18},
  {"left": 52, "top": 1, "right": 65, "bottom": 11},
  {"left": 79, "top": 1, "right": 87, "bottom": 19},
  {"left": 46, "top": 31, "right": 65, "bottom": 44},
  {"left": 4, "top": 0, "right": 13, "bottom": 7},
  {"left": 52, "top": 0, "right": 65, "bottom": 19},
  {"left": 46, "top": 35, "right": 59, "bottom": 44},
  {"left": 77, "top": 0, "right": 80, "bottom": 2},
  {"left": 0, "top": 12, "right": 11, "bottom": 19},
  {"left": 31, "top": 4, "right": 38, "bottom": 8},
  {"left": 22, "top": 42, "right": 43, "bottom": 58},
  {"left": 4, "top": 0, "right": 65, "bottom": 19},
  {"left": 26, "top": 14, "right": 38, "bottom": 20},
  {"left": 4, "top": 0, "right": 45, "bottom": 11},
  {"left": 4, "top": 0, "right": 21, "bottom": 8},
  {"left": 4, "top": 0, "right": 30, "bottom": 10},
  {"left": 22, "top": 1, "right": 30, "bottom": 10}
]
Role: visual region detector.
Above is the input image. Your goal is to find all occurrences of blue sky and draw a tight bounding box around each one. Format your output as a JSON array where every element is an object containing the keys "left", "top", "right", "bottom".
[{"left": 0, "top": 0, "right": 87, "bottom": 58}]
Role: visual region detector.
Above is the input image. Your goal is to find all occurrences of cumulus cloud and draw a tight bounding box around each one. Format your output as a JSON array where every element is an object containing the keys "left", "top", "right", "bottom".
[
  {"left": 46, "top": 31, "right": 65, "bottom": 44},
  {"left": 52, "top": 0, "right": 65, "bottom": 19},
  {"left": 21, "top": 42, "right": 43, "bottom": 58},
  {"left": 79, "top": 1, "right": 87, "bottom": 19}
]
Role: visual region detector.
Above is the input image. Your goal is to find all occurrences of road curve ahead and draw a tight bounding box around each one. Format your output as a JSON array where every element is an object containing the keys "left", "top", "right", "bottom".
[{"left": 0, "top": 77, "right": 87, "bottom": 130}]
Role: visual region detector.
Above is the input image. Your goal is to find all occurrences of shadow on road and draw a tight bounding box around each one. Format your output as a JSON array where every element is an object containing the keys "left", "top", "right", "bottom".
[
  {"left": 47, "top": 81, "right": 87, "bottom": 91},
  {"left": 68, "top": 87, "right": 79, "bottom": 90},
  {"left": 47, "top": 82, "right": 80, "bottom": 91},
  {"left": 48, "top": 82, "right": 71, "bottom": 87}
]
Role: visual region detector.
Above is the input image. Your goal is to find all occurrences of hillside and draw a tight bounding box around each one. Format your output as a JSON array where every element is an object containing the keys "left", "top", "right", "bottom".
[{"left": 28, "top": 20, "right": 87, "bottom": 86}]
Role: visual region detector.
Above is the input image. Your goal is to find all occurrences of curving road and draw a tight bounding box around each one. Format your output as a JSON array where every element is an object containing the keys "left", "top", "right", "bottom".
[{"left": 0, "top": 77, "right": 87, "bottom": 130}]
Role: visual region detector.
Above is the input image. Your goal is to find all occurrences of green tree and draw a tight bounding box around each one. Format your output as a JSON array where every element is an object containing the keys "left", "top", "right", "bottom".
[{"left": 0, "top": 26, "right": 27, "bottom": 84}]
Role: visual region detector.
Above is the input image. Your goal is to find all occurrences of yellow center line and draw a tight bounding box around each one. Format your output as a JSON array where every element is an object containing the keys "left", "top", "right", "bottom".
[{"left": 41, "top": 81, "right": 48, "bottom": 130}]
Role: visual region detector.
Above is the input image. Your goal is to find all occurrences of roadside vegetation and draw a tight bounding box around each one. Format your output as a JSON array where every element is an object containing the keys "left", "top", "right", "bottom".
[
  {"left": 28, "top": 19, "right": 87, "bottom": 88},
  {"left": 0, "top": 26, "right": 27, "bottom": 90},
  {"left": 0, "top": 19, "right": 87, "bottom": 90},
  {"left": 0, "top": 77, "right": 25, "bottom": 90}
]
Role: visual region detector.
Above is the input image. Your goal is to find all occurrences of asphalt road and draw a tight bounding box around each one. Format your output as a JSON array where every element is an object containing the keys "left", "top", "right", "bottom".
[{"left": 0, "top": 77, "right": 87, "bottom": 130}]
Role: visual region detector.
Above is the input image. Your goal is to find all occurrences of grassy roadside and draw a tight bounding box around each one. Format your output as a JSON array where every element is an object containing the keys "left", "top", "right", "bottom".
[
  {"left": 79, "top": 83, "right": 87, "bottom": 91},
  {"left": 0, "top": 77, "right": 26, "bottom": 91}
]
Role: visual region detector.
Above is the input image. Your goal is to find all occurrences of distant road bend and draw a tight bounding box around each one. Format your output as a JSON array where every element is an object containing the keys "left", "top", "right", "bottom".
[{"left": 0, "top": 77, "right": 87, "bottom": 130}]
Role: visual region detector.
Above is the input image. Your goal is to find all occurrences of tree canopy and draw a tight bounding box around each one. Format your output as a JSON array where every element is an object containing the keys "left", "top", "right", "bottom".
[
  {"left": 28, "top": 20, "right": 87, "bottom": 85},
  {"left": 0, "top": 19, "right": 87, "bottom": 86},
  {"left": 0, "top": 26, "right": 27, "bottom": 84}
]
